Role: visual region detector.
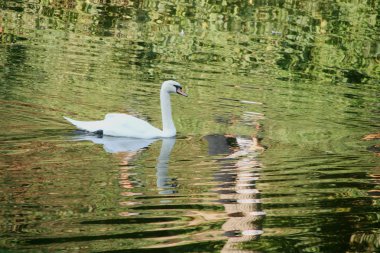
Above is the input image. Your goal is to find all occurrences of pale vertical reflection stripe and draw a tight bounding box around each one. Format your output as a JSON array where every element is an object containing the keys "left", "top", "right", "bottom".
[
  {"left": 242, "top": 230, "right": 264, "bottom": 236},
  {"left": 237, "top": 199, "right": 261, "bottom": 204},
  {"left": 215, "top": 135, "right": 265, "bottom": 252}
]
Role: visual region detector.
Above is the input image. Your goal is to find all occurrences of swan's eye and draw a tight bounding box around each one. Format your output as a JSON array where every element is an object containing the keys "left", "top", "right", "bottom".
[{"left": 173, "top": 85, "right": 182, "bottom": 90}]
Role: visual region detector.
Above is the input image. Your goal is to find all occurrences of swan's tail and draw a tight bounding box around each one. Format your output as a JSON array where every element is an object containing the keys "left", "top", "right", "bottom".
[{"left": 63, "top": 116, "right": 104, "bottom": 132}]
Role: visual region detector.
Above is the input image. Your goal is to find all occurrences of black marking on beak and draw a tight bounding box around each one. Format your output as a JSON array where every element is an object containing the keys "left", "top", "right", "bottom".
[{"left": 174, "top": 85, "right": 188, "bottom": 97}]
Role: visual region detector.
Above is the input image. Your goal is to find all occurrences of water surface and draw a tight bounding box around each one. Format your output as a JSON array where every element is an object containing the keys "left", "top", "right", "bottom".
[{"left": 1, "top": 1, "right": 379, "bottom": 252}]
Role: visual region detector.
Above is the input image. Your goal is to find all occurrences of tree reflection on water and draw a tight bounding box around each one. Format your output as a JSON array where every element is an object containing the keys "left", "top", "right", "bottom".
[{"left": 205, "top": 116, "right": 265, "bottom": 252}]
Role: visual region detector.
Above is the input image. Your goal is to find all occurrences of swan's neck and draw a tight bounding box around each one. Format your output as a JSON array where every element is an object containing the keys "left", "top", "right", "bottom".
[{"left": 160, "top": 90, "right": 176, "bottom": 137}]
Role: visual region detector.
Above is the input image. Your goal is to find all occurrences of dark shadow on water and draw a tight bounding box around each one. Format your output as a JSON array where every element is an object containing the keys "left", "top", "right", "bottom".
[
  {"left": 25, "top": 227, "right": 202, "bottom": 245},
  {"left": 80, "top": 217, "right": 180, "bottom": 225},
  {"left": 96, "top": 240, "right": 226, "bottom": 253}
]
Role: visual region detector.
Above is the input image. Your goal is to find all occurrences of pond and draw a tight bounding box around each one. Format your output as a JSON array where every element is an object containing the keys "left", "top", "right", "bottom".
[{"left": 1, "top": 0, "right": 379, "bottom": 252}]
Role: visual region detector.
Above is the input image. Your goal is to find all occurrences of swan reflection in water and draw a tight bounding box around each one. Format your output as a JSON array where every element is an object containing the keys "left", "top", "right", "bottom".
[
  {"left": 74, "top": 134, "right": 160, "bottom": 154},
  {"left": 72, "top": 134, "right": 177, "bottom": 204}
]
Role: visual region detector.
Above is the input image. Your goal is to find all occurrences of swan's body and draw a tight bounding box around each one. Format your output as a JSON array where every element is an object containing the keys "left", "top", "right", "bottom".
[{"left": 64, "top": 80, "right": 187, "bottom": 138}]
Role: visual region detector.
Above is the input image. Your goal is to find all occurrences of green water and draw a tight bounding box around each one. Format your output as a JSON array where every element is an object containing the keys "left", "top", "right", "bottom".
[{"left": 1, "top": 0, "right": 379, "bottom": 252}]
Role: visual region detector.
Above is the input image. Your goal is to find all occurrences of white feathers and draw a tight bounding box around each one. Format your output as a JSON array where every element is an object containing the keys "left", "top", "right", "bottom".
[{"left": 64, "top": 80, "right": 187, "bottom": 138}]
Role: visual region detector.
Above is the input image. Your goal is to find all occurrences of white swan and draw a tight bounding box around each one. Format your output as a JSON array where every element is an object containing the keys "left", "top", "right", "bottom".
[{"left": 64, "top": 80, "right": 188, "bottom": 138}]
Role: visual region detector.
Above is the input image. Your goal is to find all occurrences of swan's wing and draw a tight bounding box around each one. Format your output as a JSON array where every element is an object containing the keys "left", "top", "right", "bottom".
[
  {"left": 104, "top": 113, "right": 155, "bottom": 130},
  {"left": 103, "top": 113, "right": 162, "bottom": 138}
]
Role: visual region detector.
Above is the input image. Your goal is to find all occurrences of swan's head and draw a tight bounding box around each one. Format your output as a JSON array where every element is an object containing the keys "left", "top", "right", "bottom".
[{"left": 162, "top": 80, "right": 188, "bottom": 97}]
